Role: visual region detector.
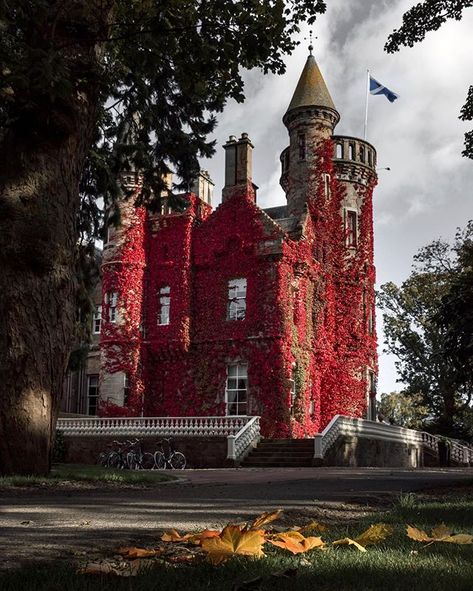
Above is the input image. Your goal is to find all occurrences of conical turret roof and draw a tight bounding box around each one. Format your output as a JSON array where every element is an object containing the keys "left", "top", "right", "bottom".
[{"left": 286, "top": 54, "right": 336, "bottom": 114}]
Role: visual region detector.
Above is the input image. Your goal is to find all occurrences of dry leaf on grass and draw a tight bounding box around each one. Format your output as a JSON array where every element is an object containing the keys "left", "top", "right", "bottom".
[
  {"left": 116, "top": 546, "right": 162, "bottom": 559},
  {"left": 248, "top": 509, "right": 283, "bottom": 531},
  {"left": 201, "top": 525, "right": 266, "bottom": 564},
  {"left": 298, "top": 521, "right": 330, "bottom": 533},
  {"left": 268, "top": 531, "right": 325, "bottom": 555},
  {"left": 407, "top": 524, "right": 473, "bottom": 545},
  {"left": 333, "top": 523, "right": 393, "bottom": 552},
  {"left": 161, "top": 529, "right": 194, "bottom": 543},
  {"left": 188, "top": 529, "right": 221, "bottom": 545}
]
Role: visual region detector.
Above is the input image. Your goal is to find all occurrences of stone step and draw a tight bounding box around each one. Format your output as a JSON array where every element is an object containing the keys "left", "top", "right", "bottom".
[
  {"left": 243, "top": 459, "right": 313, "bottom": 467},
  {"left": 247, "top": 451, "right": 313, "bottom": 458}
]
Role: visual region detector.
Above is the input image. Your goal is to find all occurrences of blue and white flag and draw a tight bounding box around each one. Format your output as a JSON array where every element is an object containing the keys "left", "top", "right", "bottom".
[{"left": 369, "top": 76, "right": 399, "bottom": 103}]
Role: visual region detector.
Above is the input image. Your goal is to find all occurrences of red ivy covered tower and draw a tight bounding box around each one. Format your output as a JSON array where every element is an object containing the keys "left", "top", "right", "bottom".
[{"left": 99, "top": 51, "right": 378, "bottom": 436}]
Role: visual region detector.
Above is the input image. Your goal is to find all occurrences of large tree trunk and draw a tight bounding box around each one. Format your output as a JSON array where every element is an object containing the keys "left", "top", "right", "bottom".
[
  {"left": 0, "top": 107, "right": 97, "bottom": 475},
  {"left": 0, "top": 2, "right": 109, "bottom": 475}
]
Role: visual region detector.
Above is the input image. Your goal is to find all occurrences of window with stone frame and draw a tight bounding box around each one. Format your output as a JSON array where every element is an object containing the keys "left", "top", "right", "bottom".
[
  {"left": 227, "top": 278, "right": 247, "bottom": 321},
  {"left": 345, "top": 210, "right": 358, "bottom": 247},
  {"left": 87, "top": 375, "right": 99, "bottom": 415},
  {"left": 289, "top": 364, "right": 298, "bottom": 415},
  {"left": 157, "top": 286, "right": 171, "bottom": 325},
  {"left": 226, "top": 363, "right": 248, "bottom": 415},
  {"left": 105, "top": 291, "right": 118, "bottom": 322},
  {"left": 298, "top": 133, "right": 306, "bottom": 160},
  {"left": 92, "top": 305, "right": 102, "bottom": 334}
]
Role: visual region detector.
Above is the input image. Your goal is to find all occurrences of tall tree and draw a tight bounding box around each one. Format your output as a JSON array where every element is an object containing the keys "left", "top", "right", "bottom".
[
  {"left": 378, "top": 227, "right": 473, "bottom": 439},
  {"left": 385, "top": 0, "right": 473, "bottom": 158},
  {"left": 0, "top": 0, "right": 327, "bottom": 475}
]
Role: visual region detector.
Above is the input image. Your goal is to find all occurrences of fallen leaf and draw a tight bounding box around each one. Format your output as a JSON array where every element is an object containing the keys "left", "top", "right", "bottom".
[
  {"left": 201, "top": 525, "right": 265, "bottom": 564},
  {"left": 117, "top": 546, "right": 161, "bottom": 559},
  {"left": 298, "top": 521, "right": 329, "bottom": 533},
  {"left": 189, "top": 529, "right": 221, "bottom": 545},
  {"left": 332, "top": 538, "right": 367, "bottom": 552},
  {"left": 354, "top": 523, "right": 393, "bottom": 547},
  {"left": 268, "top": 531, "right": 325, "bottom": 555},
  {"left": 407, "top": 524, "right": 473, "bottom": 545},
  {"left": 161, "top": 529, "right": 193, "bottom": 543},
  {"left": 333, "top": 523, "right": 393, "bottom": 552},
  {"left": 248, "top": 509, "right": 283, "bottom": 531}
]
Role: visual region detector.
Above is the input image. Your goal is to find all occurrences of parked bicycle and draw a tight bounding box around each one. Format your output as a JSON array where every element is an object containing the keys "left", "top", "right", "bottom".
[
  {"left": 98, "top": 439, "right": 154, "bottom": 470},
  {"left": 154, "top": 438, "right": 186, "bottom": 469}
]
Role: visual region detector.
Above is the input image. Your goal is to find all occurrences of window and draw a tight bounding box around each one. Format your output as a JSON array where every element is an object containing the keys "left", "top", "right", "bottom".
[
  {"left": 368, "top": 150, "right": 373, "bottom": 167},
  {"left": 123, "top": 374, "right": 130, "bottom": 406},
  {"left": 348, "top": 143, "right": 355, "bottom": 160},
  {"left": 92, "top": 305, "right": 102, "bottom": 334},
  {"left": 227, "top": 278, "right": 247, "bottom": 321},
  {"left": 105, "top": 291, "right": 118, "bottom": 322},
  {"left": 289, "top": 364, "right": 298, "bottom": 414},
  {"left": 368, "top": 303, "right": 375, "bottom": 335},
  {"left": 157, "top": 286, "right": 171, "bottom": 325},
  {"left": 336, "top": 143, "right": 343, "bottom": 159},
  {"left": 226, "top": 363, "right": 248, "bottom": 415},
  {"left": 87, "top": 375, "right": 99, "bottom": 415},
  {"left": 346, "top": 210, "right": 358, "bottom": 247},
  {"left": 298, "top": 134, "right": 306, "bottom": 161},
  {"left": 323, "top": 173, "right": 331, "bottom": 198}
]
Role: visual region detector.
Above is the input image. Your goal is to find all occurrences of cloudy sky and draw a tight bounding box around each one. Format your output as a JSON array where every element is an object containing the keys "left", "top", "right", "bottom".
[{"left": 200, "top": 0, "right": 473, "bottom": 394}]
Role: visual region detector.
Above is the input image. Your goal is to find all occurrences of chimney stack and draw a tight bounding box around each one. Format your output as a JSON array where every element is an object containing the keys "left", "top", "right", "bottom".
[{"left": 222, "top": 133, "right": 257, "bottom": 202}]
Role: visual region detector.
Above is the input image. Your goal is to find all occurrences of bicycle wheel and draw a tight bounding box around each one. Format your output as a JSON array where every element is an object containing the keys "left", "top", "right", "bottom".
[
  {"left": 126, "top": 451, "right": 138, "bottom": 470},
  {"left": 106, "top": 451, "right": 120, "bottom": 468},
  {"left": 169, "top": 452, "right": 186, "bottom": 470},
  {"left": 154, "top": 451, "right": 166, "bottom": 469},
  {"left": 140, "top": 452, "right": 156, "bottom": 470},
  {"left": 98, "top": 452, "right": 108, "bottom": 466}
]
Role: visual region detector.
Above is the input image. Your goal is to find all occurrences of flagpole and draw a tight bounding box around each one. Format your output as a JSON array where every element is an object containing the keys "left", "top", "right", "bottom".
[{"left": 364, "top": 69, "right": 370, "bottom": 141}]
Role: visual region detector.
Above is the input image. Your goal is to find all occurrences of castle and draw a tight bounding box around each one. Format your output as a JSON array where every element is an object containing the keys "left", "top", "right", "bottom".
[{"left": 63, "top": 50, "right": 378, "bottom": 438}]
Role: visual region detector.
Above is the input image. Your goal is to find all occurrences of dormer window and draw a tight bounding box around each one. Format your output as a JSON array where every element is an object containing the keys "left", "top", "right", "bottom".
[
  {"left": 298, "top": 134, "right": 306, "bottom": 161},
  {"left": 157, "top": 286, "right": 171, "bottom": 325},
  {"left": 227, "top": 278, "right": 247, "bottom": 321}
]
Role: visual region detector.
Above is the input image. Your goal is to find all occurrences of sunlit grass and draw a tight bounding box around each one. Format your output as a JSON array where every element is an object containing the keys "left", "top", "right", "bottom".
[{"left": 0, "top": 463, "right": 175, "bottom": 488}]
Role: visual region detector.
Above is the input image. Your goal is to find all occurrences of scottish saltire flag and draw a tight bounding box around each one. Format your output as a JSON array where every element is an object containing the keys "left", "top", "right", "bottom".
[{"left": 369, "top": 76, "right": 399, "bottom": 103}]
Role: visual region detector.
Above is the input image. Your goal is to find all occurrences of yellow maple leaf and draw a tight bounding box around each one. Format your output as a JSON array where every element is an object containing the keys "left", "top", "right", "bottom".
[
  {"left": 407, "top": 524, "right": 473, "bottom": 545},
  {"left": 201, "top": 525, "right": 266, "bottom": 565},
  {"left": 248, "top": 509, "right": 283, "bottom": 531},
  {"left": 299, "top": 521, "right": 330, "bottom": 533},
  {"left": 333, "top": 523, "right": 393, "bottom": 552},
  {"left": 332, "top": 538, "right": 367, "bottom": 552},
  {"left": 268, "top": 531, "right": 325, "bottom": 555}
]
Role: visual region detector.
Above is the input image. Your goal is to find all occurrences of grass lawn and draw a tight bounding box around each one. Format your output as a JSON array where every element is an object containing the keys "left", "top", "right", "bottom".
[
  {"left": 1, "top": 492, "right": 472, "bottom": 590},
  {"left": 0, "top": 463, "right": 176, "bottom": 488}
]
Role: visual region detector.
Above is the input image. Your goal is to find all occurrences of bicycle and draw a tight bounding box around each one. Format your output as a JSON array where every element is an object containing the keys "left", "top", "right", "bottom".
[
  {"left": 98, "top": 439, "right": 134, "bottom": 469},
  {"left": 126, "top": 439, "right": 155, "bottom": 470},
  {"left": 154, "top": 438, "right": 186, "bottom": 469}
]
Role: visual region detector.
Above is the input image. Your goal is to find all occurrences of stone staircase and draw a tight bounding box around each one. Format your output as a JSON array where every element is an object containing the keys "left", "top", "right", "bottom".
[{"left": 241, "top": 438, "right": 314, "bottom": 467}]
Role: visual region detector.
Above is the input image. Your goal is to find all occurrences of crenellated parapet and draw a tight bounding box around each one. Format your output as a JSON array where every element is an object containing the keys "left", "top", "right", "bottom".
[{"left": 332, "top": 135, "right": 377, "bottom": 186}]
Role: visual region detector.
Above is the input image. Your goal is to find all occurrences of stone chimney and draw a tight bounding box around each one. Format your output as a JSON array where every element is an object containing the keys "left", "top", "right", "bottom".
[
  {"left": 222, "top": 133, "right": 257, "bottom": 202},
  {"left": 191, "top": 170, "right": 215, "bottom": 206}
]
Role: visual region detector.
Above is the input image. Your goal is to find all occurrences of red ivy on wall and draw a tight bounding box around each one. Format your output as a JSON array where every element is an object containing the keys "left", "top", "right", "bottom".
[{"left": 99, "top": 140, "right": 377, "bottom": 437}]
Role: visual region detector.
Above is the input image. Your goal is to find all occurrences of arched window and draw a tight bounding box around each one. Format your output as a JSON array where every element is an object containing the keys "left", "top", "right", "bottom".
[
  {"left": 359, "top": 145, "right": 365, "bottom": 163},
  {"left": 298, "top": 134, "right": 306, "bottom": 161},
  {"left": 348, "top": 143, "right": 355, "bottom": 160},
  {"left": 336, "top": 143, "right": 343, "bottom": 159}
]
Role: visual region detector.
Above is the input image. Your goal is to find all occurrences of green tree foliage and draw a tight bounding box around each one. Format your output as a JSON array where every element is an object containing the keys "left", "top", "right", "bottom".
[
  {"left": 385, "top": 1, "right": 473, "bottom": 158},
  {"left": 0, "top": 0, "right": 327, "bottom": 475},
  {"left": 377, "top": 391, "right": 430, "bottom": 430},
  {"left": 378, "top": 225, "right": 473, "bottom": 439}
]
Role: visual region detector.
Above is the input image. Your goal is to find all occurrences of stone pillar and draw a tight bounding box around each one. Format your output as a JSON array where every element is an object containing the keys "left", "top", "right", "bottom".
[{"left": 222, "top": 133, "right": 256, "bottom": 202}]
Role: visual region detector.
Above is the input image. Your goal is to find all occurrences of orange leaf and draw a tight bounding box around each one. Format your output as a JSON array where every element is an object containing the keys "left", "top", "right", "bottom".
[
  {"left": 116, "top": 546, "right": 161, "bottom": 558},
  {"left": 407, "top": 524, "right": 473, "bottom": 545},
  {"left": 201, "top": 525, "right": 266, "bottom": 564},
  {"left": 299, "top": 521, "right": 330, "bottom": 533},
  {"left": 161, "top": 529, "right": 193, "bottom": 542},
  {"left": 333, "top": 523, "right": 392, "bottom": 552},
  {"left": 249, "top": 509, "right": 283, "bottom": 530},
  {"left": 268, "top": 531, "right": 325, "bottom": 554},
  {"left": 189, "top": 529, "right": 221, "bottom": 545}
]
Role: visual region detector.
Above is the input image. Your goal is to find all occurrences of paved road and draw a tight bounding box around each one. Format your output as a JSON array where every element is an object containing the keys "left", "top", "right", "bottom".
[{"left": 0, "top": 467, "right": 472, "bottom": 568}]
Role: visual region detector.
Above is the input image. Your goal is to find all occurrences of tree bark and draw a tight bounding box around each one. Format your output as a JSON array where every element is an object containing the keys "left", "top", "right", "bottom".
[{"left": 0, "top": 2, "right": 109, "bottom": 475}]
